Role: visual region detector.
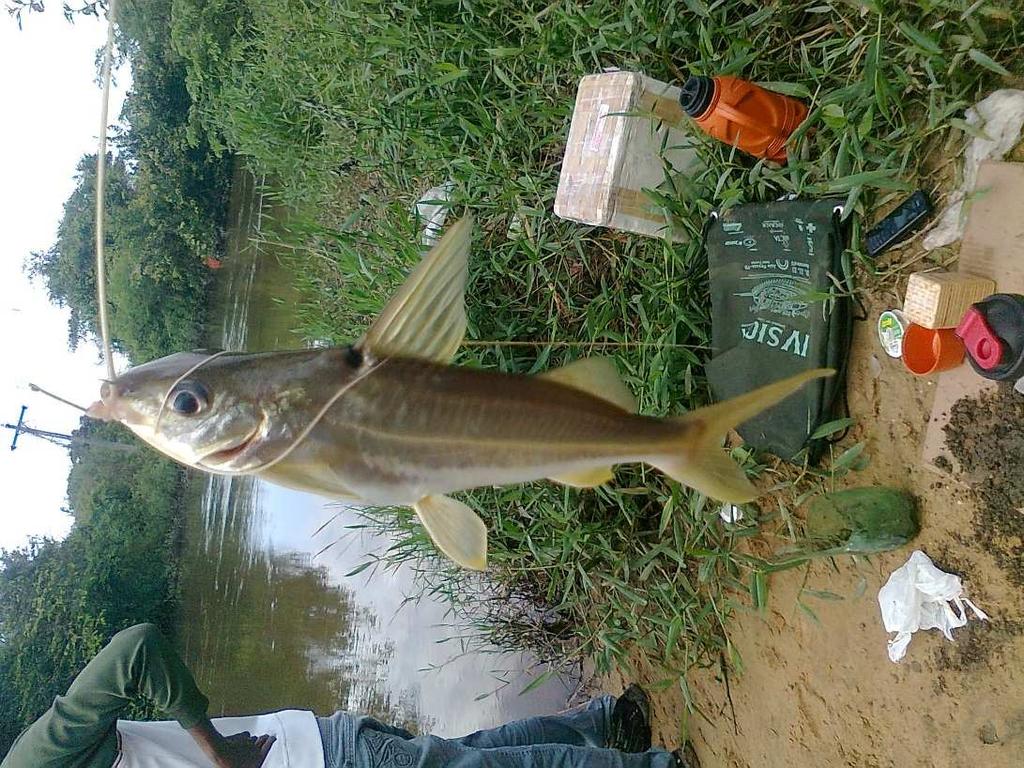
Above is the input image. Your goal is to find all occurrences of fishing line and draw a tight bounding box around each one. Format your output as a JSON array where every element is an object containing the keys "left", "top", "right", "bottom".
[
  {"left": 155, "top": 340, "right": 698, "bottom": 472},
  {"left": 204, "top": 355, "right": 388, "bottom": 476},
  {"left": 154, "top": 348, "right": 388, "bottom": 477},
  {"left": 462, "top": 340, "right": 708, "bottom": 350},
  {"left": 245, "top": 340, "right": 697, "bottom": 470},
  {"left": 95, "top": 0, "right": 119, "bottom": 382}
]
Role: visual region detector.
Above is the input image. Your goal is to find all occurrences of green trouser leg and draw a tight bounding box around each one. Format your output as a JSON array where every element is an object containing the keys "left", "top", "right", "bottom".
[{"left": 1, "top": 624, "right": 209, "bottom": 768}]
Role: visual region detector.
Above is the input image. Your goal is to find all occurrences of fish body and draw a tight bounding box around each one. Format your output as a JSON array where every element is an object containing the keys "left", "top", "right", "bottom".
[
  {"left": 89, "top": 216, "right": 831, "bottom": 569},
  {"left": 253, "top": 354, "right": 684, "bottom": 503}
]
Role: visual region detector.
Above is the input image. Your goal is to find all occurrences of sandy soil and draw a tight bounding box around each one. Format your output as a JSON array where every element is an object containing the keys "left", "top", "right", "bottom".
[{"left": 605, "top": 294, "right": 1024, "bottom": 767}]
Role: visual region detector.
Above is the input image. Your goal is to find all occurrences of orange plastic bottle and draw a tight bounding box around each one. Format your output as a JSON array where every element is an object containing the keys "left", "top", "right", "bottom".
[{"left": 679, "top": 75, "right": 808, "bottom": 163}]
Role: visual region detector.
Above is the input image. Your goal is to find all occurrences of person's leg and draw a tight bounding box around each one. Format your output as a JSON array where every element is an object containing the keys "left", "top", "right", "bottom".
[
  {"left": 450, "top": 695, "right": 615, "bottom": 748},
  {"left": 356, "top": 727, "right": 678, "bottom": 768},
  {"left": 345, "top": 703, "right": 678, "bottom": 768},
  {"left": 429, "top": 735, "right": 679, "bottom": 768},
  {"left": 319, "top": 711, "right": 417, "bottom": 768}
]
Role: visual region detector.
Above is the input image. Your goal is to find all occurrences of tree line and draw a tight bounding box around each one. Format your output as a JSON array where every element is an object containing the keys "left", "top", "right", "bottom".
[
  {"left": 3, "top": 0, "right": 234, "bottom": 754},
  {"left": 27, "top": 0, "right": 232, "bottom": 363},
  {"left": 0, "top": 420, "right": 186, "bottom": 753}
]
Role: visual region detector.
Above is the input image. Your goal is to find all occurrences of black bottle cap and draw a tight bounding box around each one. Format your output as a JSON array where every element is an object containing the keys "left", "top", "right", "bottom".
[{"left": 679, "top": 76, "right": 715, "bottom": 118}]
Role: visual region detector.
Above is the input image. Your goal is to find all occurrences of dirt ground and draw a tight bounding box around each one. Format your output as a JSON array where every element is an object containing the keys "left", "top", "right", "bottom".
[{"left": 605, "top": 293, "right": 1024, "bottom": 767}]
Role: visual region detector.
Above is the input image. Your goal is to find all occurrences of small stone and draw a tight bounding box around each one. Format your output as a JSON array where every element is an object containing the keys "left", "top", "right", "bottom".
[{"left": 979, "top": 722, "right": 999, "bottom": 745}]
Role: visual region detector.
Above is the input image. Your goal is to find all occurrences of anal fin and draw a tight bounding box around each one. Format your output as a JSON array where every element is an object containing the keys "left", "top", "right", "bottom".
[
  {"left": 413, "top": 494, "right": 488, "bottom": 571},
  {"left": 649, "top": 452, "right": 758, "bottom": 504},
  {"left": 548, "top": 466, "right": 615, "bottom": 488}
]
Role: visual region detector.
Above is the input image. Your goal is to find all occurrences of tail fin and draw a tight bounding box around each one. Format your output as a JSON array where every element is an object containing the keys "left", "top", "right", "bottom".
[{"left": 649, "top": 369, "right": 834, "bottom": 503}]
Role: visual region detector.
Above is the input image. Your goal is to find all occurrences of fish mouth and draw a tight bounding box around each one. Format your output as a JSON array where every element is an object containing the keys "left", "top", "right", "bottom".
[{"left": 199, "top": 420, "right": 265, "bottom": 469}]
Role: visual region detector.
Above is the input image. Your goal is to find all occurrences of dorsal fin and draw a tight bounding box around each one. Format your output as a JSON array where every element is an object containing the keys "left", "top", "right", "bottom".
[
  {"left": 538, "top": 357, "right": 637, "bottom": 412},
  {"left": 361, "top": 216, "right": 472, "bottom": 363}
]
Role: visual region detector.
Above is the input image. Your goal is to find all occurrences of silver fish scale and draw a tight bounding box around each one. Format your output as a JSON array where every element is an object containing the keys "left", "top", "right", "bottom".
[{"left": 291, "top": 357, "right": 682, "bottom": 502}]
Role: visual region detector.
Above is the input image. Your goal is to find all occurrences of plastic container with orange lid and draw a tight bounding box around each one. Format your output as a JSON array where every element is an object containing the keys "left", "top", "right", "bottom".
[{"left": 679, "top": 75, "right": 808, "bottom": 163}]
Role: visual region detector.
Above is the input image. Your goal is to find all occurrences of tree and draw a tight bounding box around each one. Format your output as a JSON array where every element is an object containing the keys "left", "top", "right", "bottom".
[
  {"left": 24, "top": 0, "right": 232, "bottom": 363},
  {"left": 26, "top": 154, "right": 131, "bottom": 351}
]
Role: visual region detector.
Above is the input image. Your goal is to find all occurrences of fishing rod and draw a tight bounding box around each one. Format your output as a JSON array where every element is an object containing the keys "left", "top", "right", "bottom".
[
  {"left": 12, "top": 4, "right": 120, "bottom": 423},
  {"left": 94, "top": 0, "right": 118, "bottom": 381}
]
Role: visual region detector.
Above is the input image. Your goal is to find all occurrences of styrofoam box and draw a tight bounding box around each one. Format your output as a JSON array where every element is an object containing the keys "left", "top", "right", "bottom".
[{"left": 555, "top": 71, "right": 702, "bottom": 242}]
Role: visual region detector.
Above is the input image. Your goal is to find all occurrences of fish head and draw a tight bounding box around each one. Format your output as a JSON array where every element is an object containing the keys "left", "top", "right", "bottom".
[{"left": 87, "top": 348, "right": 353, "bottom": 473}]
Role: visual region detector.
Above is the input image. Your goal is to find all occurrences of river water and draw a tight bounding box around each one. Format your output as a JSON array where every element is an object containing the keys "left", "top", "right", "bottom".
[{"left": 175, "top": 167, "right": 574, "bottom": 735}]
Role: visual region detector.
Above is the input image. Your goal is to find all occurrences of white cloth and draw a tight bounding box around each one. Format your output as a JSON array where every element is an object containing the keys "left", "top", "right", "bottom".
[{"left": 114, "top": 710, "right": 325, "bottom": 768}]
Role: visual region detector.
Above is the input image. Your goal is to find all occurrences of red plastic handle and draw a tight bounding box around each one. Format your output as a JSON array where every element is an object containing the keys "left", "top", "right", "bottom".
[
  {"left": 712, "top": 101, "right": 769, "bottom": 133},
  {"left": 955, "top": 307, "right": 1005, "bottom": 371}
]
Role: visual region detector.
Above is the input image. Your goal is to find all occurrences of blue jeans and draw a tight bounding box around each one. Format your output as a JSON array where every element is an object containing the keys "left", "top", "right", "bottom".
[{"left": 317, "top": 695, "right": 676, "bottom": 768}]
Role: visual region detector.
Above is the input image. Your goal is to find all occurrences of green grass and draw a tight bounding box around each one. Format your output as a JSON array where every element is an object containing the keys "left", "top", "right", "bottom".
[{"left": 169, "top": 0, "right": 1021, "bottom": 699}]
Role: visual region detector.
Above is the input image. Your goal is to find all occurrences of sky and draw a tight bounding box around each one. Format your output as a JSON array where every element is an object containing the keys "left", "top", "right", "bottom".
[{"left": 0, "top": 9, "right": 129, "bottom": 551}]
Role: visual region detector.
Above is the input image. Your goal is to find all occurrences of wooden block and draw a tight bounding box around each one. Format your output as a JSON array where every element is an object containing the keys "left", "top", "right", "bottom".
[
  {"left": 555, "top": 71, "right": 701, "bottom": 242},
  {"left": 902, "top": 271, "right": 996, "bottom": 328}
]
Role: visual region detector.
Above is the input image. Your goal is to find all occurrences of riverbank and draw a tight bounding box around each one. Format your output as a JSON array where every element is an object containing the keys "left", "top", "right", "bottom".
[
  {"left": 176, "top": 0, "right": 1021, "bottom": 709},
  {"left": 8, "top": 0, "right": 1019, "bottom": 761}
]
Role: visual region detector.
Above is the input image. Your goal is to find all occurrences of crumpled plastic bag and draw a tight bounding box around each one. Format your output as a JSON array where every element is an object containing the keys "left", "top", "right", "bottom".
[
  {"left": 924, "top": 89, "right": 1024, "bottom": 250},
  {"left": 413, "top": 181, "right": 454, "bottom": 247},
  {"left": 877, "top": 550, "right": 988, "bottom": 663}
]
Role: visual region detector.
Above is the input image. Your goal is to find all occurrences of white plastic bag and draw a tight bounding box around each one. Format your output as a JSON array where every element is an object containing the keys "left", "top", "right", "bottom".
[
  {"left": 413, "top": 181, "right": 454, "bottom": 247},
  {"left": 877, "top": 550, "right": 988, "bottom": 663},
  {"left": 924, "top": 89, "right": 1024, "bottom": 250}
]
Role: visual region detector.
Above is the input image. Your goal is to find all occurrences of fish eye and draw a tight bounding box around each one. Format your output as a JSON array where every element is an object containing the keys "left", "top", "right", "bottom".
[{"left": 169, "top": 381, "right": 209, "bottom": 416}]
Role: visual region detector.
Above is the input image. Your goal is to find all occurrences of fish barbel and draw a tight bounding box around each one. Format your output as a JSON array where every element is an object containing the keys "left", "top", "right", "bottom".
[{"left": 88, "top": 216, "right": 831, "bottom": 569}]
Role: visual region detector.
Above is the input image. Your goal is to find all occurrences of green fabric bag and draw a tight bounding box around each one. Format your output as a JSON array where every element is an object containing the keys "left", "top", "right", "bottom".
[{"left": 705, "top": 198, "right": 853, "bottom": 462}]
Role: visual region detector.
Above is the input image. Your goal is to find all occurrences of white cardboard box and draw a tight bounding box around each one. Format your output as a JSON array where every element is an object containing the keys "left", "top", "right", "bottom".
[{"left": 555, "top": 71, "right": 701, "bottom": 242}]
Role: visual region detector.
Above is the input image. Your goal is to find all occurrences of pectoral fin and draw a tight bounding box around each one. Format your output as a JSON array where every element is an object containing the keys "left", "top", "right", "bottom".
[
  {"left": 413, "top": 494, "right": 488, "bottom": 571},
  {"left": 362, "top": 216, "right": 472, "bottom": 364},
  {"left": 548, "top": 466, "right": 615, "bottom": 488},
  {"left": 538, "top": 357, "right": 637, "bottom": 412}
]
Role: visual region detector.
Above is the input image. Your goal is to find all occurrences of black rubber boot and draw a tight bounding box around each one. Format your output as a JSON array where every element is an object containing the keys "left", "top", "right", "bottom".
[{"left": 607, "top": 683, "right": 652, "bottom": 753}]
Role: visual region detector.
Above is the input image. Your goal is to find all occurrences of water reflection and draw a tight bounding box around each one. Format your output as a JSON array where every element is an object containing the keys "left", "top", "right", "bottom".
[
  {"left": 176, "top": 166, "right": 573, "bottom": 736},
  {"left": 179, "top": 475, "right": 360, "bottom": 717}
]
